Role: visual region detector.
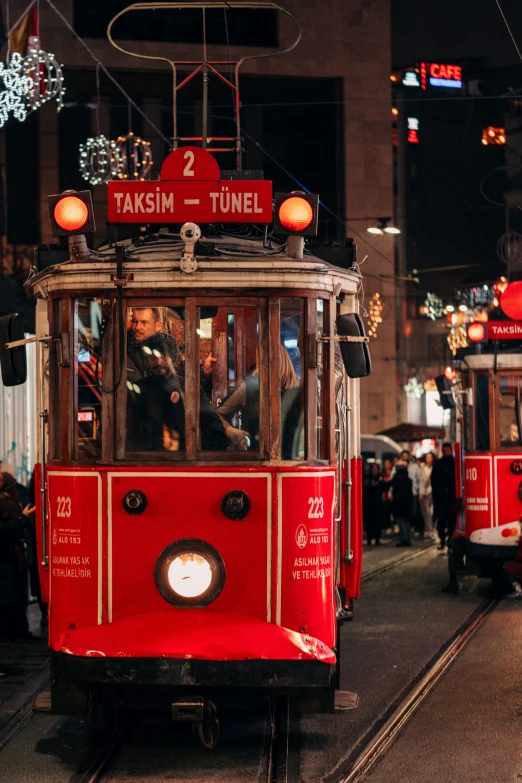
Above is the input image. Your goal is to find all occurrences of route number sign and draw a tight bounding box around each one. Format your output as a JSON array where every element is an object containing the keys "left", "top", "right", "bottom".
[{"left": 107, "top": 146, "right": 273, "bottom": 224}]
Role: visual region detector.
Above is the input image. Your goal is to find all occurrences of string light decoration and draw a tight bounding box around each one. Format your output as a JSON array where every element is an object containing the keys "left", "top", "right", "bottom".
[
  {"left": 114, "top": 132, "right": 153, "bottom": 180},
  {"left": 23, "top": 45, "right": 65, "bottom": 113},
  {"left": 79, "top": 135, "right": 121, "bottom": 186},
  {"left": 404, "top": 377, "right": 424, "bottom": 399},
  {"left": 0, "top": 53, "right": 33, "bottom": 128},
  {"left": 367, "top": 293, "right": 383, "bottom": 338},
  {"left": 423, "top": 292, "right": 445, "bottom": 320},
  {"left": 447, "top": 326, "right": 467, "bottom": 356}
]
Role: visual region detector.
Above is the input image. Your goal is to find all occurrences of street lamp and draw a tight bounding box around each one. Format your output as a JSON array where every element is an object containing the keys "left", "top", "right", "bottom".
[{"left": 366, "top": 217, "right": 401, "bottom": 235}]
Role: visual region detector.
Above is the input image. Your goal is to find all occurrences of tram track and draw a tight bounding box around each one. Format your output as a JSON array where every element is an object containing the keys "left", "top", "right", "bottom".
[
  {"left": 326, "top": 596, "right": 498, "bottom": 783},
  {"left": 361, "top": 541, "right": 436, "bottom": 584}
]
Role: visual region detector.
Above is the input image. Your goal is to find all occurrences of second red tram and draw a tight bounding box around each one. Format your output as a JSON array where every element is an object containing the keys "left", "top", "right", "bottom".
[{"left": 0, "top": 149, "right": 371, "bottom": 728}]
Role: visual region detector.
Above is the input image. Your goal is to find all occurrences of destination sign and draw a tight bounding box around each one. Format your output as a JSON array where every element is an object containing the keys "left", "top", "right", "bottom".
[
  {"left": 107, "top": 146, "right": 273, "bottom": 224},
  {"left": 488, "top": 321, "right": 522, "bottom": 340}
]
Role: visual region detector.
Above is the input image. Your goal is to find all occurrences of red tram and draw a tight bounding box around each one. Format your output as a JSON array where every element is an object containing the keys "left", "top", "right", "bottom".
[
  {"left": 458, "top": 344, "right": 522, "bottom": 579},
  {"left": 0, "top": 144, "right": 371, "bottom": 730}
]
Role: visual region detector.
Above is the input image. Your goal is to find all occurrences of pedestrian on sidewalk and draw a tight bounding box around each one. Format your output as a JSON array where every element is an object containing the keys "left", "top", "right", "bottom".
[
  {"left": 431, "top": 443, "right": 456, "bottom": 550},
  {"left": 0, "top": 473, "right": 38, "bottom": 644},
  {"left": 420, "top": 452, "right": 436, "bottom": 539},
  {"left": 503, "top": 536, "right": 522, "bottom": 598},
  {"left": 390, "top": 460, "right": 413, "bottom": 547},
  {"left": 363, "top": 463, "right": 385, "bottom": 546},
  {"left": 382, "top": 459, "right": 394, "bottom": 534}
]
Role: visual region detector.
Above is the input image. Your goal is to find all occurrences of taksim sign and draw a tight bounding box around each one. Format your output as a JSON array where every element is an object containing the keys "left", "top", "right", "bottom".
[
  {"left": 420, "top": 62, "right": 462, "bottom": 89},
  {"left": 107, "top": 146, "right": 273, "bottom": 224}
]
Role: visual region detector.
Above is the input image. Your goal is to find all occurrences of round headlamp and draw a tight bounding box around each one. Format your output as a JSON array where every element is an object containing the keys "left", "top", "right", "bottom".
[{"left": 154, "top": 539, "right": 225, "bottom": 607}]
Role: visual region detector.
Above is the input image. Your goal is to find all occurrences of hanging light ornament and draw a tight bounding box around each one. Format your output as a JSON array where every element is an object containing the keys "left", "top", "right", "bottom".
[
  {"left": 79, "top": 135, "right": 121, "bottom": 186},
  {"left": 367, "top": 293, "right": 384, "bottom": 338},
  {"left": 404, "top": 377, "right": 425, "bottom": 399},
  {"left": 23, "top": 40, "right": 65, "bottom": 113},
  {"left": 423, "top": 292, "right": 445, "bottom": 320},
  {"left": 114, "top": 132, "right": 153, "bottom": 180},
  {"left": 447, "top": 325, "right": 467, "bottom": 356},
  {"left": 0, "top": 53, "right": 33, "bottom": 128}
]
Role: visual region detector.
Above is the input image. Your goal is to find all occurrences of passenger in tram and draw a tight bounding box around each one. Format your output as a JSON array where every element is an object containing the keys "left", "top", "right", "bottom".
[
  {"left": 431, "top": 443, "right": 456, "bottom": 551},
  {"left": 127, "top": 307, "right": 171, "bottom": 378},
  {"left": 217, "top": 343, "right": 301, "bottom": 457},
  {"left": 390, "top": 461, "right": 413, "bottom": 547},
  {"left": 127, "top": 333, "right": 228, "bottom": 452}
]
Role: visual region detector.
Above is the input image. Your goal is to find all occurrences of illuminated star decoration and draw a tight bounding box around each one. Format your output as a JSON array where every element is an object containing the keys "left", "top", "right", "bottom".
[
  {"left": 367, "top": 293, "right": 384, "bottom": 338},
  {"left": 404, "top": 377, "right": 425, "bottom": 399},
  {"left": 447, "top": 325, "right": 467, "bottom": 356},
  {"left": 0, "top": 53, "right": 33, "bottom": 128},
  {"left": 114, "top": 132, "right": 153, "bottom": 180},
  {"left": 423, "top": 292, "right": 445, "bottom": 320},
  {"left": 79, "top": 135, "right": 122, "bottom": 186},
  {"left": 23, "top": 46, "right": 65, "bottom": 112}
]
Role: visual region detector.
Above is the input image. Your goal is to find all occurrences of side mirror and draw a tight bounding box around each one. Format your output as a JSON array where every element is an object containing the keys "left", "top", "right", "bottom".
[
  {"left": 435, "top": 374, "right": 455, "bottom": 409},
  {"left": 0, "top": 313, "right": 27, "bottom": 386},
  {"left": 336, "top": 313, "right": 371, "bottom": 378}
]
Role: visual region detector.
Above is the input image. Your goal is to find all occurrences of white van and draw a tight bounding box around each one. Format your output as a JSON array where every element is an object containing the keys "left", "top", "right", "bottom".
[{"left": 360, "top": 434, "right": 402, "bottom": 466}]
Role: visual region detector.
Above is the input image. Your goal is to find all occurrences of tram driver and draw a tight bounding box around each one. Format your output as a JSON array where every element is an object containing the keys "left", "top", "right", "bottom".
[{"left": 127, "top": 333, "right": 228, "bottom": 452}]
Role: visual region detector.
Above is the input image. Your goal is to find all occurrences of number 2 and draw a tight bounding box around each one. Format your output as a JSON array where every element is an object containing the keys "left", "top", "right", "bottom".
[
  {"left": 308, "top": 497, "right": 324, "bottom": 518},
  {"left": 183, "top": 150, "right": 195, "bottom": 177}
]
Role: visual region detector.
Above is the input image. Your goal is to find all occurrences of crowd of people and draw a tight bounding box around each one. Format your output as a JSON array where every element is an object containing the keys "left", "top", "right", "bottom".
[{"left": 362, "top": 444, "right": 457, "bottom": 550}]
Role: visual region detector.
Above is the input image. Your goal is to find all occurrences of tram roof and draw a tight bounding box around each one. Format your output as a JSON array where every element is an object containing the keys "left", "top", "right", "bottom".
[
  {"left": 30, "top": 233, "right": 362, "bottom": 298},
  {"left": 459, "top": 353, "right": 522, "bottom": 369}
]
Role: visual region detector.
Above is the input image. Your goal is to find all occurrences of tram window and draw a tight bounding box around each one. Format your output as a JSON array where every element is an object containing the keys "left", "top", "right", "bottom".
[
  {"left": 475, "top": 373, "right": 490, "bottom": 451},
  {"left": 126, "top": 306, "right": 186, "bottom": 452},
  {"left": 209, "top": 307, "right": 260, "bottom": 452},
  {"left": 280, "top": 299, "right": 304, "bottom": 460},
  {"left": 317, "top": 299, "right": 327, "bottom": 460},
  {"left": 76, "top": 298, "right": 103, "bottom": 459},
  {"left": 498, "top": 376, "right": 522, "bottom": 448}
]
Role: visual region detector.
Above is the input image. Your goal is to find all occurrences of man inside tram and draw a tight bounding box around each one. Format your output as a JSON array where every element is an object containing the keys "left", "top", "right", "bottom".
[
  {"left": 127, "top": 333, "right": 228, "bottom": 452},
  {"left": 127, "top": 307, "right": 171, "bottom": 378}
]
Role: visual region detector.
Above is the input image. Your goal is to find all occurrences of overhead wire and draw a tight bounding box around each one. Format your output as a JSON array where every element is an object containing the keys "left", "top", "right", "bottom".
[{"left": 494, "top": 0, "right": 522, "bottom": 63}]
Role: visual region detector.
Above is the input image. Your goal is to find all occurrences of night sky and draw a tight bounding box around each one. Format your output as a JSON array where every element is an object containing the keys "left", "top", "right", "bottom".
[{"left": 392, "top": 0, "right": 522, "bottom": 69}]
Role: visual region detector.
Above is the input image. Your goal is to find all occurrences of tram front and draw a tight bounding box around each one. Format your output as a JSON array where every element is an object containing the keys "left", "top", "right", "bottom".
[{"left": 0, "top": 147, "right": 371, "bottom": 721}]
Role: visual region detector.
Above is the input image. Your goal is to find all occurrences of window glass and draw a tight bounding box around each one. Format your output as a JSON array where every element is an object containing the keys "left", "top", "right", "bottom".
[
  {"left": 498, "top": 375, "right": 522, "bottom": 448},
  {"left": 126, "top": 305, "right": 186, "bottom": 452},
  {"left": 210, "top": 306, "right": 259, "bottom": 452},
  {"left": 475, "top": 373, "right": 490, "bottom": 450},
  {"left": 317, "top": 299, "right": 326, "bottom": 459},
  {"left": 76, "top": 298, "right": 103, "bottom": 459},
  {"left": 280, "top": 299, "right": 304, "bottom": 460}
]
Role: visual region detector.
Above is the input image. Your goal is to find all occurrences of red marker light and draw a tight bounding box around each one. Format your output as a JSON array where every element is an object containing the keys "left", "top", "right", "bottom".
[
  {"left": 53, "top": 196, "right": 89, "bottom": 233},
  {"left": 467, "top": 322, "right": 486, "bottom": 343},
  {"left": 500, "top": 281, "right": 522, "bottom": 321},
  {"left": 278, "top": 196, "right": 314, "bottom": 232},
  {"left": 444, "top": 366, "right": 456, "bottom": 382}
]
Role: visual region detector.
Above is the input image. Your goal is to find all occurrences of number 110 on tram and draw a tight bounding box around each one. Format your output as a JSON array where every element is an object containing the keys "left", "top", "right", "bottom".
[{"left": 0, "top": 146, "right": 371, "bottom": 718}]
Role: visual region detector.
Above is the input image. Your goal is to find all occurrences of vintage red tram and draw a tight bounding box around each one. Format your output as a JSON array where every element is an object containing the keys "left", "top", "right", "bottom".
[
  {"left": 458, "top": 346, "right": 522, "bottom": 579},
  {"left": 0, "top": 147, "right": 371, "bottom": 729}
]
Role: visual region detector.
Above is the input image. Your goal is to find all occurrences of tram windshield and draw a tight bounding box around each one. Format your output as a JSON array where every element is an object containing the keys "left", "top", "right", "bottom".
[{"left": 67, "top": 295, "right": 331, "bottom": 463}]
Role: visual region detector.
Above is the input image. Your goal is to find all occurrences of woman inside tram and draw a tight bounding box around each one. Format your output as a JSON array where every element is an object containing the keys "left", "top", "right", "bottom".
[{"left": 217, "top": 343, "right": 301, "bottom": 457}]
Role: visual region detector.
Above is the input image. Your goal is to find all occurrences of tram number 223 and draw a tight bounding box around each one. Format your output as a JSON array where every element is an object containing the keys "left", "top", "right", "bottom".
[
  {"left": 308, "top": 497, "right": 324, "bottom": 519},
  {"left": 465, "top": 468, "right": 478, "bottom": 481},
  {"left": 56, "top": 496, "right": 72, "bottom": 518}
]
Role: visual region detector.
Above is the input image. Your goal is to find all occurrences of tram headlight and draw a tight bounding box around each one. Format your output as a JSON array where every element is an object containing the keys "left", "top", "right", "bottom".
[{"left": 154, "top": 539, "right": 226, "bottom": 607}]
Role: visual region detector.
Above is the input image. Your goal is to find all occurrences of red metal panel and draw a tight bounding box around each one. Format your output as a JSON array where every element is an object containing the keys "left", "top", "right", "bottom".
[
  {"left": 47, "top": 472, "right": 101, "bottom": 646},
  {"left": 34, "top": 463, "right": 49, "bottom": 604},
  {"left": 338, "top": 458, "right": 363, "bottom": 601},
  {"left": 279, "top": 472, "right": 336, "bottom": 648},
  {"left": 463, "top": 455, "right": 493, "bottom": 540},
  {"left": 109, "top": 473, "right": 271, "bottom": 623},
  {"left": 54, "top": 609, "right": 335, "bottom": 662}
]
